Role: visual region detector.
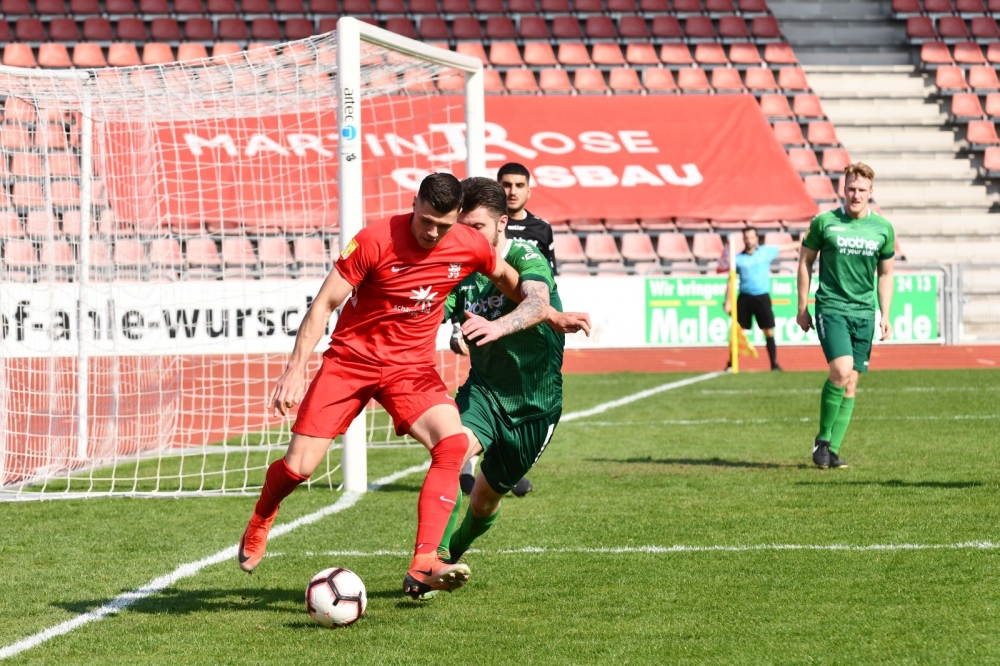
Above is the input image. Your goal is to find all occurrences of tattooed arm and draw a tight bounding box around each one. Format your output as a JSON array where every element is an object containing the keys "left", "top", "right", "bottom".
[{"left": 461, "top": 280, "right": 550, "bottom": 346}]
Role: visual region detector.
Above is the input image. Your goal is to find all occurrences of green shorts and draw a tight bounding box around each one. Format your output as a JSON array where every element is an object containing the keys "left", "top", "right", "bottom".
[
  {"left": 455, "top": 380, "right": 560, "bottom": 495},
  {"left": 815, "top": 311, "right": 875, "bottom": 373}
]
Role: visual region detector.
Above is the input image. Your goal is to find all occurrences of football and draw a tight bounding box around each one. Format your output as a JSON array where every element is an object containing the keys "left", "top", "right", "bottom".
[{"left": 305, "top": 567, "right": 368, "bottom": 628}]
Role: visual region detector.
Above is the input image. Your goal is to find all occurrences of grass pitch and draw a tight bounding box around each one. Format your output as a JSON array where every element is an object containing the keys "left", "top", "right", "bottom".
[{"left": 2, "top": 368, "right": 999, "bottom": 665}]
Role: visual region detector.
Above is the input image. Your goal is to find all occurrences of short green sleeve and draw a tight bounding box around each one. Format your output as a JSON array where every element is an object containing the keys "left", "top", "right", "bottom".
[
  {"left": 510, "top": 242, "right": 555, "bottom": 290},
  {"left": 879, "top": 221, "right": 896, "bottom": 260},
  {"left": 802, "top": 214, "right": 824, "bottom": 252}
]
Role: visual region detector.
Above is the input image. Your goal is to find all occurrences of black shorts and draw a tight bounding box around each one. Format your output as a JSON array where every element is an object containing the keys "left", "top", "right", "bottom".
[{"left": 737, "top": 293, "right": 775, "bottom": 330}]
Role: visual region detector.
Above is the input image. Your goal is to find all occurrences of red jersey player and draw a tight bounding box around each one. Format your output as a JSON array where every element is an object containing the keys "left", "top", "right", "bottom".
[{"left": 238, "top": 173, "right": 587, "bottom": 599}]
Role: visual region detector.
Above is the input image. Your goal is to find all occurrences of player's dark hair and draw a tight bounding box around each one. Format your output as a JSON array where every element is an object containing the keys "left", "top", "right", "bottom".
[
  {"left": 497, "top": 162, "right": 531, "bottom": 183},
  {"left": 417, "top": 172, "right": 464, "bottom": 213},
  {"left": 461, "top": 176, "right": 508, "bottom": 219}
]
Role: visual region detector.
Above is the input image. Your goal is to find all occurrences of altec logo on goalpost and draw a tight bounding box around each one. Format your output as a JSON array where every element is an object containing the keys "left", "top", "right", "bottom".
[{"left": 102, "top": 95, "right": 817, "bottom": 225}]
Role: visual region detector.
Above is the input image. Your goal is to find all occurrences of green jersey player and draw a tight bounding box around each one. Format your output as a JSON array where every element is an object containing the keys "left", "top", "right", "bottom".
[
  {"left": 435, "top": 177, "right": 589, "bottom": 572},
  {"left": 797, "top": 163, "right": 895, "bottom": 469}
]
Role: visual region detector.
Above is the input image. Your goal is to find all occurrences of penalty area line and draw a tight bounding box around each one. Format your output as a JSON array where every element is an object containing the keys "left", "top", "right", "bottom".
[{"left": 0, "top": 462, "right": 430, "bottom": 662}]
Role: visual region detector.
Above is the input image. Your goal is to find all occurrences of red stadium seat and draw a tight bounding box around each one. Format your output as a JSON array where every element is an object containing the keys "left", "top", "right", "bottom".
[
  {"left": 218, "top": 17, "right": 250, "bottom": 40},
  {"left": 739, "top": 0, "right": 768, "bottom": 12},
  {"left": 276, "top": 0, "right": 305, "bottom": 10},
  {"left": 953, "top": 91, "right": 987, "bottom": 117},
  {"left": 807, "top": 121, "right": 839, "bottom": 145},
  {"left": 691, "top": 233, "right": 724, "bottom": 261},
  {"left": 707, "top": 0, "right": 736, "bottom": 11},
  {"left": 906, "top": 16, "right": 937, "bottom": 40},
  {"left": 141, "top": 0, "right": 171, "bottom": 12},
  {"left": 377, "top": 0, "right": 406, "bottom": 11},
  {"left": 939, "top": 17, "right": 972, "bottom": 40},
  {"left": 967, "top": 119, "right": 1000, "bottom": 143},
  {"left": 954, "top": 41, "right": 987, "bottom": 63},
  {"left": 729, "top": 43, "right": 763, "bottom": 66},
  {"left": 0, "top": 22, "right": 11, "bottom": 44},
  {"left": 620, "top": 233, "right": 658, "bottom": 262},
  {"left": 804, "top": 175, "right": 838, "bottom": 201},
  {"left": 772, "top": 120, "right": 806, "bottom": 146},
  {"left": 0, "top": 211, "right": 25, "bottom": 239},
  {"left": 608, "top": 0, "right": 636, "bottom": 10},
  {"left": 673, "top": 0, "right": 701, "bottom": 12},
  {"left": 517, "top": 17, "right": 549, "bottom": 39},
  {"left": 750, "top": 16, "right": 781, "bottom": 39},
  {"left": 177, "top": 42, "right": 209, "bottom": 61},
  {"left": 711, "top": 67, "right": 746, "bottom": 92},
  {"left": 676, "top": 217, "right": 712, "bottom": 230},
  {"left": 82, "top": 17, "right": 115, "bottom": 41},
  {"left": 957, "top": 0, "right": 987, "bottom": 11},
  {"left": 15, "top": 18, "right": 47, "bottom": 41},
  {"left": 558, "top": 42, "right": 592, "bottom": 65},
  {"left": 475, "top": 0, "right": 505, "bottom": 12},
  {"left": 685, "top": 16, "right": 716, "bottom": 39},
  {"left": 584, "top": 234, "right": 622, "bottom": 262},
  {"left": 309, "top": 0, "right": 338, "bottom": 11},
  {"left": 105, "top": 0, "right": 137, "bottom": 12},
  {"left": 659, "top": 43, "right": 694, "bottom": 66},
  {"left": 25, "top": 209, "right": 57, "bottom": 239},
  {"left": 117, "top": 17, "right": 149, "bottom": 40},
  {"left": 984, "top": 91, "right": 1000, "bottom": 115},
  {"left": 142, "top": 43, "right": 175, "bottom": 65},
  {"left": 695, "top": 43, "right": 729, "bottom": 65},
  {"left": 384, "top": 17, "right": 417, "bottom": 39},
  {"left": 625, "top": 43, "right": 659, "bottom": 65},
  {"left": 987, "top": 42, "right": 1000, "bottom": 62},
  {"left": 718, "top": 16, "right": 749, "bottom": 39},
  {"left": 39, "top": 241, "right": 76, "bottom": 277},
  {"left": 763, "top": 42, "right": 797, "bottom": 64},
  {"left": 257, "top": 237, "right": 293, "bottom": 270},
  {"left": 984, "top": 145, "right": 1000, "bottom": 170},
  {"left": 48, "top": 152, "right": 80, "bottom": 177},
  {"left": 924, "top": 0, "right": 955, "bottom": 12},
  {"left": 185, "top": 18, "right": 215, "bottom": 40},
  {"left": 787, "top": 147, "right": 822, "bottom": 173},
  {"left": 554, "top": 234, "right": 587, "bottom": 263},
  {"left": 1, "top": 0, "right": 32, "bottom": 12},
  {"left": 285, "top": 18, "right": 316, "bottom": 40},
  {"left": 524, "top": 42, "right": 558, "bottom": 65},
  {"left": 107, "top": 43, "right": 141, "bottom": 66},
  {"left": 456, "top": 42, "right": 488, "bottom": 63},
  {"left": 505, "top": 69, "right": 540, "bottom": 93},
  {"left": 72, "top": 42, "right": 107, "bottom": 67},
  {"left": 745, "top": 66, "right": 779, "bottom": 91},
  {"left": 149, "top": 238, "right": 184, "bottom": 269},
  {"left": 568, "top": 218, "right": 604, "bottom": 232},
  {"left": 921, "top": 41, "right": 955, "bottom": 65},
  {"left": 507, "top": 0, "right": 537, "bottom": 10},
  {"left": 970, "top": 16, "right": 1000, "bottom": 40},
  {"left": 970, "top": 64, "right": 1000, "bottom": 89},
  {"left": 572, "top": 0, "right": 603, "bottom": 9},
  {"left": 821, "top": 147, "right": 851, "bottom": 173},
  {"left": 778, "top": 66, "right": 811, "bottom": 91},
  {"left": 759, "top": 93, "right": 793, "bottom": 118},
  {"left": 49, "top": 18, "right": 82, "bottom": 42},
  {"left": 586, "top": 16, "right": 617, "bottom": 39},
  {"left": 605, "top": 218, "right": 641, "bottom": 232},
  {"left": 114, "top": 239, "right": 149, "bottom": 269},
  {"left": 243, "top": 0, "right": 273, "bottom": 11},
  {"left": 656, "top": 234, "right": 694, "bottom": 262},
  {"left": 483, "top": 68, "right": 505, "bottom": 92},
  {"left": 50, "top": 181, "right": 80, "bottom": 208},
  {"left": 792, "top": 93, "right": 824, "bottom": 117},
  {"left": 575, "top": 68, "right": 610, "bottom": 93},
  {"left": 619, "top": 15, "right": 650, "bottom": 39},
  {"left": 418, "top": 17, "right": 449, "bottom": 40},
  {"left": 70, "top": 0, "right": 101, "bottom": 13},
  {"left": 892, "top": 0, "right": 920, "bottom": 11},
  {"left": 643, "top": 67, "right": 677, "bottom": 92},
  {"left": 677, "top": 67, "right": 712, "bottom": 92},
  {"left": 0, "top": 123, "right": 32, "bottom": 150},
  {"left": 38, "top": 43, "right": 73, "bottom": 68},
  {"left": 552, "top": 16, "right": 584, "bottom": 39},
  {"left": 541, "top": 0, "right": 571, "bottom": 11},
  {"left": 651, "top": 16, "right": 683, "bottom": 39},
  {"left": 3, "top": 240, "right": 39, "bottom": 274},
  {"left": 490, "top": 42, "right": 523, "bottom": 66},
  {"left": 2, "top": 98, "right": 36, "bottom": 123},
  {"left": 540, "top": 68, "right": 574, "bottom": 92},
  {"left": 936, "top": 65, "right": 971, "bottom": 90},
  {"left": 593, "top": 43, "right": 626, "bottom": 65},
  {"left": 186, "top": 237, "right": 223, "bottom": 275}
]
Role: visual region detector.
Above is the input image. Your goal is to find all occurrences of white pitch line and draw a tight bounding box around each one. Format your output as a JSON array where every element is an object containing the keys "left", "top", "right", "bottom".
[
  {"left": 562, "top": 414, "right": 1000, "bottom": 427},
  {"left": 277, "top": 541, "right": 1000, "bottom": 558},
  {"left": 560, "top": 372, "right": 723, "bottom": 422},
  {"left": 0, "top": 462, "right": 430, "bottom": 662},
  {"left": 698, "top": 386, "right": 998, "bottom": 396}
]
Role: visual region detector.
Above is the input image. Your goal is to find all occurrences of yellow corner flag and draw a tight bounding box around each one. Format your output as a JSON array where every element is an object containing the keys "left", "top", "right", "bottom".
[{"left": 728, "top": 243, "right": 757, "bottom": 374}]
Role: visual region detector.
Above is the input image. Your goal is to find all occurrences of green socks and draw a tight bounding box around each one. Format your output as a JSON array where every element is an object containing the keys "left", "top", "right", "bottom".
[
  {"left": 437, "top": 484, "right": 463, "bottom": 560},
  {"left": 448, "top": 505, "right": 500, "bottom": 563},
  {"left": 817, "top": 379, "right": 846, "bottom": 442},
  {"left": 830, "top": 397, "right": 855, "bottom": 456}
]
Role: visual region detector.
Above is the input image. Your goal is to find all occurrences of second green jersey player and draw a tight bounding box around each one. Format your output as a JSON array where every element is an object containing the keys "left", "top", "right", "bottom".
[
  {"left": 434, "top": 177, "right": 589, "bottom": 573},
  {"left": 797, "top": 162, "right": 895, "bottom": 469}
]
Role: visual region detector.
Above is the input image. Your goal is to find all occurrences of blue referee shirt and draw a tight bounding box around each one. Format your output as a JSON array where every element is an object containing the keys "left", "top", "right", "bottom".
[{"left": 734, "top": 245, "right": 780, "bottom": 296}]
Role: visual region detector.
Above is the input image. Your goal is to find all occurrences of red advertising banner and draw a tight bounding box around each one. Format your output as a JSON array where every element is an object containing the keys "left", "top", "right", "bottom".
[{"left": 102, "top": 94, "right": 817, "bottom": 228}]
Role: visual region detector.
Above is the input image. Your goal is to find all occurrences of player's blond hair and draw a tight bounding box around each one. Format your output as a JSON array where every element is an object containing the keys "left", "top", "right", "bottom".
[{"left": 844, "top": 162, "right": 875, "bottom": 185}]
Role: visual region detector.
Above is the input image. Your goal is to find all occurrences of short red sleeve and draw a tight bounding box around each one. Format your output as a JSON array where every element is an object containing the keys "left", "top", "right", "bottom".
[{"left": 334, "top": 226, "right": 379, "bottom": 286}]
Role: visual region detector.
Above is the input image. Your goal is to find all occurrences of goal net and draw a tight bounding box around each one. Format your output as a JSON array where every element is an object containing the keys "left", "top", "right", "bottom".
[{"left": 0, "top": 19, "right": 483, "bottom": 500}]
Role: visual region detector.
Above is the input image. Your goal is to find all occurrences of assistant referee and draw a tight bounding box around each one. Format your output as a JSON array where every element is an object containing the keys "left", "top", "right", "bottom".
[{"left": 723, "top": 227, "right": 798, "bottom": 371}]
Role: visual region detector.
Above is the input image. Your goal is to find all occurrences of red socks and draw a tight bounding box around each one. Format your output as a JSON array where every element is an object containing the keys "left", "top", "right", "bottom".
[
  {"left": 412, "top": 433, "right": 468, "bottom": 560},
  {"left": 253, "top": 458, "right": 308, "bottom": 520}
]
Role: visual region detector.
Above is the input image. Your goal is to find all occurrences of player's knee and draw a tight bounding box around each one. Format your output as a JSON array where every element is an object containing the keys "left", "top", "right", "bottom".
[
  {"left": 430, "top": 432, "right": 468, "bottom": 468},
  {"left": 470, "top": 487, "right": 501, "bottom": 518}
]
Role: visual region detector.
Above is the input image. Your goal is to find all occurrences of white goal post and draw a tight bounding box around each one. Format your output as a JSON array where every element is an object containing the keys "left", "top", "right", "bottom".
[{"left": 0, "top": 18, "right": 484, "bottom": 500}]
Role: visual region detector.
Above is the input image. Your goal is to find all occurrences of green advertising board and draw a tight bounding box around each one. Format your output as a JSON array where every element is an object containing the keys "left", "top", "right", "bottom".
[{"left": 646, "top": 273, "right": 939, "bottom": 346}]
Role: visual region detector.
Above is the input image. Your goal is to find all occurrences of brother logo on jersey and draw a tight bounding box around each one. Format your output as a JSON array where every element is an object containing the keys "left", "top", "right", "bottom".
[
  {"left": 465, "top": 294, "right": 506, "bottom": 316},
  {"left": 836, "top": 235, "right": 880, "bottom": 256}
]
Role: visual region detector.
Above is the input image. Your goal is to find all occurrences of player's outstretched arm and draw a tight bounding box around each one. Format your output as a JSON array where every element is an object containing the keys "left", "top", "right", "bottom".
[
  {"left": 484, "top": 256, "right": 524, "bottom": 304},
  {"left": 269, "top": 268, "right": 354, "bottom": 416},
  {"left": 796, "top": 246, "right": 818, "bottom": 332},
  {"left": 462, "top": 280, "right": 550, "bottom": 345},
  {"left": 877, "top": 257, "right": 895, "bottom": 341}
]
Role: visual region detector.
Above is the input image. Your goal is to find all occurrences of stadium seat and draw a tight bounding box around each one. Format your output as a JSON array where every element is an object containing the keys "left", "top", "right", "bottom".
[
  {"left": 384, "top": 17, "right": 417, "bottom": 39},
  {"left": 483, "top": 68, "right": 505, "bottom": 92},
  {"left": 49, "top": 18, "right": 82, "bottom": 42},
  {"left": 691, "top": 233, "right": 724, "bottom": 261},
  {"left": 508, "top": 0, "right": 537, "bottom": 10},
  {"left": 954, "top": 41, "right": 987, "bottom": 63},
  {"left": 619, "top": 15, "right": 650, "bottom": 39},
  {"left": 217, "top": 17, "right": 249, "bottom": 40},
  {"left": 113, "top": 239, "right": 149, "bottom": 274},
  {"left": 983, "top": 145, "right": 1000, "bottom": 170},
  {"left": 3, "top": 240, "right": 39, "bottom": 278},
  {"left": 672, "top": 0, "right": 700, "bottom": 10},
  {"left": 643, "top": 68, "right": 678, "bottom": 92},
  {"left": 970, "top": 64, "right": 1000, "bottom": 89},
  {"left": 575, "top": 69, "right": 610, "bottom": 93},
  {"left": 695, "top": 43, "right": 729, "bottom": 65},
  {"left": 108, "top": 43, "right": 141, "bottom": 66},
  {"left": 149, "top": 238, "right": 184, "bottom": 269},
  {"left": 1, "top": 0, "right": 32, "bottom": 11},
  {"left": 906, "top": 16, "right": 937, "bottom": 41},
  {"left": 675, "top": 217, "right": 712, "bottom": 230},
  {"left": 633, "top": 261, "right": 663, "bottom": 276},
  {"left": 417, "top": 17, "right": 449, "bottom": 40},
  {"left": 804, "top": 175, "right": 838, "bottom": 201},
  {"left": 967, "top": 119, "right": 1000, "bottom": 143},
  {"left": 607, "top": 0, "right": 637, "bottom": 10},
  {"left": 937, "top": 65, "right": 971, "bottom": 90},
  {"left": 70, "top": 0, "right": 101, "bottom": 13},
  {"left": 557, "top": 262, "right": 590, "bottom": 275},
  {"left": 177, "top": 43, "right": 209, "bottom": 61},
  {"left": 0, "top": 124, "right": 32, "bottom": 151},
  {"left": 38, "top": 43, "right": 72, "bottom": 68},
  {"left": 750, "top": 16, "right": 781, "bottom": 39},
  {"left": 540, "top": 68, "right": 574, "bottom": 92},
  {"left": 185, "top": 237, "right": 222, "bottom": 278},
  {"left": 0, "top": 211, "right": 24, "bottom": 239},
  {"left": 151, "top": 17, "right": 183, "bottom": 41},
  {"left": 729, "top": 43, "right": 763, "bottom": 66},
  {"left": 3, "top": 98, "right": 37, "bottom": 123},
  {"left": 568, "top": 218, "right": 604, "bottom": 232},
  {"left": 712, "top": 67, "right": 746, "bottom": 92},
  {"left": 620, "top": 232, "right": 657, "bottom": 262},
  {"left": 921, "top": 41, "right": 955, "bottom": 65},
  {"left": 939, "top": 17, "right": 972, "bottom": 40},
  {"left": 745, "top": 67, "right": 779, "bottom": 92},
  {"left": 707, "top": 0, "right": 736, "bottom": 11},
  {"left": 593, "top": 43, "right": 626, "bottom": 65},
  {"left": 39, "top": 240, "right": 76, "bottom": 279},
  {"left": 763, "top": 42, "right": 797, "bottom": 64},
  {"left": 807, "top": 121, "right": 839, "bottom": 145},
  {"left": 677, "top": 67, "right": 712, "bottom": 92},
  {"left": 738, "top": 0, "right": 768, "bottom": 12},
  {"left": 142, "top": 43, "right": 175, "bottom": 65},
  {"left": 12, "top": 182, "right": 45, "bottom": 209},
  {"left": 605, "top": 218, "right": 641, "bottom": 232},
  {"left": 792, "top": 93, "right": 824, "bottom": 118},
  {"left": 82, "top": 18, "right": 114, "bottom": 41},
  {"left": 475, "top": 0, "right": 505, "bottom": 12},
  {"left": 772, "top": 121, "right": 806, "bottom": 146},
  {"left": 585, "top": 16, "right": 617, "bottom": 39},
  {"left": 50, "top": 181, "right": 80, "bottom": 209},
  {"left": 552, "top": 16, "right": 584, "bottom": 39},
  {"left": 558, "top": 42, "right": 592, "bottom": 65},
  {"left": 685, "top": 16, "right": 716, "bottom": 40},
  {"left": 778, "top": 67, "right": 810, "bottom": 91},
  {"left": 524, "top": 42, "right": 558, "bottom": 65},
  {"left": 953, "top": 92, "right": 987, "bottom": 118},
  {"left": 72, "top": 42, "right": 108, "bottom": 67},
  {"left": 15, "top": 18, "right": 47, "bottom": 42},
  {"left": 584, "top": 234, "right": 622, "bottom": 262},
  {"left": 541, "top": 0, "right": 571, "bottom": 11},
  {"left": 519, "top": 17, "right": 551, "bottom": 39},
  {"left": 821, "top": 147, "right": 851, "bottom": 173},
  {"left": 11, "top": 154, "right": 43, "bottom": 179},
  {"left": 505, "top": 69, "right": 540, "bottom": 93},
  {"left": 656, "top": 232, "right": 694, "bottom": 262},
  {"left": 659, "top": 44, "right": 694, "bottom": 66},
  {"left": 595, "top": 262, "right": 628, "bottom": 276},
  {"left": 651, "top": 16, "right": 683, "bottom": 39},
  {"left": 554, "top": 234, "right": 587, "bottom": 263},
  {"left": 221, "top": 237, "right": 258, "bottom": 271},
  {"left": 764, "top": 231, "right": 796, "bottom": 258},
  {"left": 984, "top": 91, "right": 1000, "bottom": 116},
  {"left": 625, "top": 43, "right": 659, "bottom": 65},
  {"left": 105, "top": 0, "right": 137, "bottom": 12},
  {"left": 0, "top": 22, "right": 11, "bottom": 45},
  {"left": 456, "top": 42, "right": 488, "bottom": 64},
  {"left": 490, "top": 42, "right": 523, "bottom": 66},
  {"left": 957, "top": 0, "right": 987, "bottom": 11},
  {"left": 788, "top": 147, "right": 822, "bottom": 173},
  {"left": 718, "top": 16, "right": 750, "bottom": 40},
  {"left": 25, "top": 209, "right": 57, "bottom": 239},
  {"left": 987, "top": 42, "right": 1000, "bottom": 63},
  {"left": 923, "top": 0, "right": 952, "bottom": 12},
  {"left": 3, "top": 44, "right": 37, "bottom": 68},
  {"left": 118, "top": 17, "right": 149, "bottom": 41},
  {"left": 610, "top": 67, "right": 643, "bottom": 92},
  {"left": 140, "top": 0, "right": 170, "bottom": 12},
  {"left": 971, "top": 16, "right": 1000, "bottom": 40},
  {"left": 759, "top": 93, "right": 794, "bottom": 118}
]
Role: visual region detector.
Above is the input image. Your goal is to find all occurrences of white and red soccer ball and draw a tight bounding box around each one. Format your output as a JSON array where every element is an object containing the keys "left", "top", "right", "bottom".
[{"left": 305, "top": 567, "right": 367, "bottom": 628}]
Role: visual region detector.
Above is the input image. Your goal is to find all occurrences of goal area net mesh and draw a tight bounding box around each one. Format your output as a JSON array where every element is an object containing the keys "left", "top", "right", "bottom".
[{"left": 0, "top": 26, "right": 474, "bottom": 499}]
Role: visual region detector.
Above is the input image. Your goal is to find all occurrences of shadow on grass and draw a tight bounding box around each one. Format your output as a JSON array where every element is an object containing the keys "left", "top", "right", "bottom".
[
  {"left": 57, "top": 586, "right": 304, "bottom": 616},
  {"left": 588, "top": 456, "right": 811, "bottom": 470},
  {"left": 795, "top": 479, "right": 983, "bottom": 489},
  {"left": 370, "top": 482, "right": 421, "bottom": 493}
]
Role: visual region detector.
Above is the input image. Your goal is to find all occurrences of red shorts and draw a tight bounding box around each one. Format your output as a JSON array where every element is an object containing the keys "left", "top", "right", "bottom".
[{"left": 293, "top": 349, "right": 456, "bottom": 438}]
